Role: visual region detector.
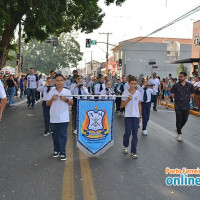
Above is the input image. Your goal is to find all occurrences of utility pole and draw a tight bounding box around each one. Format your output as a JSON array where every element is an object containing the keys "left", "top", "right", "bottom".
[
  {"left": 99, "top": 32, "right": 112, "bottom": 74},
  {"left": 18, "top": 21, "right": 22, "bottom": 77},
  {"left": 91, "top": 51, "right": 93, "bottom": 76}
]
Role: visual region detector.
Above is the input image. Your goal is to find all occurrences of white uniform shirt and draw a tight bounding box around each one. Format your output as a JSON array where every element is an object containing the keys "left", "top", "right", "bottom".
[
  {"left": 94, "top": 83, "right": 106, "bottom": 95},
  {"left": 64, "top": 80, "right": 71, "bottom": 89},
  {"left": 70, "top": 83, "right": 76, "bottom": 93},
  {"left": 100, "top": 88, "right": 116, "bottom": 99},
  {"left": 122, "top": 90, "right": 142, "bottom": 118},
  {"left": 47, "top": 88, "right": 73, "bottom": 123},
  {"left": 0, "top": 81, "right": 6, "bottom": 99},
  {"left": 25, "top": 74, "right": 38, "bottom": 89},
  {"left": 148, "top": 78, "right": 160, "bottom": 93},
  {"left": 38, "top": 85, "right": 55, "bottom": 101},
  {"left": 88, "top": 81, "right": 94, "bottom": 87},
  {"left": 117, "top": 82, "right": 129, "bottom": 93},
  {"left": 194, "top": 81, "right": 200, "bottom": 87},
  {"left": 38, "top": 79, "right": 44, "bottom": 87},
  {"left": 72, "top": 86, "right": 89, "bottom": 98},
  {"left": 138, "top": 86, "right": 156, "bottom": 103}
]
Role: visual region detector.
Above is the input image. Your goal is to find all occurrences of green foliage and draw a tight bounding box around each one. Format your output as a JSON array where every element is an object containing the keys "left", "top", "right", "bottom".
[
  {"left": 16, "top": 34, "right": 83, "bottom": 74},
  {"left": 0, "top": 0, "right": 126, "bottom": 69},
  {"left": 176, "top": 63, "right": 189, "bottom": 76},
  {"left": 0, "top": 0, "right": 126, "bottom": 42}
]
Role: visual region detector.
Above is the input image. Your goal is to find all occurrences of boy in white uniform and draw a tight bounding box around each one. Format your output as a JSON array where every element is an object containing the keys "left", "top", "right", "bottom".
[
  {"left": 138, "top": 79, "right": 156, "bottom": 135},
  {"left": 0, "top": 81, "right": 7, "bottom": 122},
  {"left": 100, "top": 80, "right": 115, "bottom": 99},
  {"left": 72, "top": 77, "right": 89, "bottom": 134},
  {"left": 94, "top": 75, "right": 106, "bottom": 95},
  {"left": 46, "top": 74, "right": 73, "bottom": 161},
  {"left": 121, "top": 76, "right": 142, "bottom": 159},
  {"left": 38, "top": 77, "right": 54, "bottom": 136}
]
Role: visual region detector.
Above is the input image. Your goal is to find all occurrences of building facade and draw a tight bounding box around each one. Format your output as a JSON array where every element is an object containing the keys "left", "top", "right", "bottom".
[
  {"left": 191, "top": 20, "right": 200, "bottom": 75},
  {"left": 112, "top": 37, "right": 192, "bottom": 78}
]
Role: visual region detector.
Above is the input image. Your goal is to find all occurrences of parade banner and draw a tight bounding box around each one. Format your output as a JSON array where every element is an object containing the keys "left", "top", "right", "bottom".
[{"left": 77, "top": 99, "right": 114, "bottom": 157}]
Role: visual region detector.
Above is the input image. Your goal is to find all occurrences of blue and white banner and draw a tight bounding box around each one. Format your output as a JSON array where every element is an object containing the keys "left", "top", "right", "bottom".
[{"left": 77, "top": 99, "right": 114, "bottom": 157}]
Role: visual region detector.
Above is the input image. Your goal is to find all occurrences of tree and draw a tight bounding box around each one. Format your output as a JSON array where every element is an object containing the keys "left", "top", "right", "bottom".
[
  {"left": 15, "top": 34, "right": 83, "bottom": 74},
  {"left": 0, "top": 0, "right": 126, "bottom": 69},
  {"left": 176, "top": 63, "right": 189, "bottom": 76}
]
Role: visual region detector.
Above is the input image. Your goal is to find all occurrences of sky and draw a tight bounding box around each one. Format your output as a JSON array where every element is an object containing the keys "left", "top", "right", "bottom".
[{"left": 76, "top": 0, "right": 200, "bottom": 68}]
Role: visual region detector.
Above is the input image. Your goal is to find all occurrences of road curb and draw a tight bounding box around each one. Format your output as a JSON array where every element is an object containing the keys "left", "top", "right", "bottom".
[{"left": 161, "top": 103, "right": 199, "bottom": 116}]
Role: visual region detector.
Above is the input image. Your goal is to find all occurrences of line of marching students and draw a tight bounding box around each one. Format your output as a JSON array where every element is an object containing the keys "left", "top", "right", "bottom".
[
  {"left": 38, "top": 70, "right": 159, "bottom": 161},
  {"left": 39, "top": 70, "right": 195, "bottom": 160}
]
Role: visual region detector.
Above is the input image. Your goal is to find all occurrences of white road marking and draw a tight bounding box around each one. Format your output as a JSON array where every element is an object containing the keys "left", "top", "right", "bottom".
[
  {"left": 149, "top": 120, "right": 200, "bottom": 153},
  {"left": 155, "top": 110, "right": 174, "bottom": 113}
]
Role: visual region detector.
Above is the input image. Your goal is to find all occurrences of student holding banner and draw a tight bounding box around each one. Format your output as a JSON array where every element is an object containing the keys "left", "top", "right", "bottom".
[
  {"left": 46, "top": 74, "right": 73, "bottom": 161},
  {"left": 72, "top": 77, "right": 89, "bottom": 134},
  {"left": 121, "top": 76, "right": 142, "bottom": 159}
]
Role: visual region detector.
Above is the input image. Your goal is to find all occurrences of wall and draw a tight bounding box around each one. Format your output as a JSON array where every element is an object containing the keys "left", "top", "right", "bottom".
[{"left": 122, "top": 41, "right": 192, "bottom": 78}]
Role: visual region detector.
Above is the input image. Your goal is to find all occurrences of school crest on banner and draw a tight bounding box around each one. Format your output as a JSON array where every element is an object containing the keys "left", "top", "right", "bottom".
[{"left": 77, "top": 99, "right": 114, "bottom": 157}]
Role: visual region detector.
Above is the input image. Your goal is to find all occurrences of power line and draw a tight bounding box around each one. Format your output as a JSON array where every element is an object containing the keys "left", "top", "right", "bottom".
[
  {"left": 120, "top": 5, "right": 200, "bottom": 50},
  {"left": 97, "top": 44, "right": 107, "bottom": 54}
]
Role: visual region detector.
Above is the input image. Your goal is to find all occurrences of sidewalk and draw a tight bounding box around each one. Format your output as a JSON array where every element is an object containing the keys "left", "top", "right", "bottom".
[{"left": 161, "top": 102, "right": 199, "bottom": 116}]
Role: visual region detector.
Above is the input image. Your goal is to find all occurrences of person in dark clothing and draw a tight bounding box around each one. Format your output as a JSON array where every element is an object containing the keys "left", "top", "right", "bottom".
[
  {"left": 114, "top": 78, "right": 121, "bottom": 112},
  {"left": 170, "top": 72, "right": 194, "bottom": 142},
  {"left": 5, "top": 75, "right": 17, "bottom": 106}
]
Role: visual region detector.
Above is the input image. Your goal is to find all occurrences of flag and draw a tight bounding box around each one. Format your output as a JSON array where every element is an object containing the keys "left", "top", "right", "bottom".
[{"left": 77, "top": 99, "right": 114, "bottom": 157}]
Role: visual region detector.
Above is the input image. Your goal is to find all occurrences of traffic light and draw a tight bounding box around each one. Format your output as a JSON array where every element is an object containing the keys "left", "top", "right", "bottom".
[
  {"left": 119, "top": 59, "right": 122, "bottom": 66},
  {"left": 53, "top": 38, "right": 58, "bottom": 46},
  {"left": 21, "top": 56, "right": 23, "bottom": 70},
  {"left": 17, "top": 53, "right": 20, "bottom": 60},
  {"left": 86, "top": 39, "right": 91, "bottom": 48}
]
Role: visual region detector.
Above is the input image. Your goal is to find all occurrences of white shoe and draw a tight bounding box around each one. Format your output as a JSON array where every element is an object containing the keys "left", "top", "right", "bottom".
[
  {"left": 177, "top": 134, "right": 183, "bottom": 142},
  {"left": 123, "top": 147, "right": 129, "bottom": 154},
  {"left": 142, "top": 130, "right": 148, "bottom": 136},
  {"left": 73, "top": 130, "right": 77, "bottom": 134}
]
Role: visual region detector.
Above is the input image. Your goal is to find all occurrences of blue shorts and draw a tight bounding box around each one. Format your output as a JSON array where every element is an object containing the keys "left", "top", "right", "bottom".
[{"left": 164, "top": 91, "right": 170, "bottom": 96}]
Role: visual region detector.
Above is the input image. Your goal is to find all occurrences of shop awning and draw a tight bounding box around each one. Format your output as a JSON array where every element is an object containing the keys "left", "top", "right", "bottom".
[{"left": 170, "top": 58, "right": 200, "bottom": 64}]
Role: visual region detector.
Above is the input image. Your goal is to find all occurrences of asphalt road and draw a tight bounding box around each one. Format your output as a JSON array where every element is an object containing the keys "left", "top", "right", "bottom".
[{"left": 0, "top": 100, "right": 200, "bottom": 200}]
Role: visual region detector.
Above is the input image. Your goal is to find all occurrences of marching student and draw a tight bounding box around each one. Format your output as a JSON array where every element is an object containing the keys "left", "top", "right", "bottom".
[
  {"left": 46, "top": 74, "right": 73, "bottom": 161},
  {"left": 100, "top": 80, "right": 115, "bottom": 99},
  {"left": 148, "top": 72, "right": 160, "bottom": 111},
  {"left": 70, "top": 74, "right": 79, "bottom": 93},
  {"left": 114, "top": 78, "right": 121, "bottom": 112},
  {"left": 38, "top": 77, "right": 54, "bottom": 136},
  {"left": 94, "top": 75, "right": 105, "bottom": 95},
  {"left": 72, "top": 76, "right": 89, "bottom": 134},
  {"left": 138, "top": 79, "right": 156, "bottom": 136},
  {"left": 118, "top": 76, "right": 129, "bottom": 116},
  {"left": 88, "top": 77, "right": 95, "bottom": 94},
  {"left": 63, "top": 75, "right": 70, "bottom": 89},
  {"left": 121, "top": 76, "right": 142, "bottom": 159}
]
